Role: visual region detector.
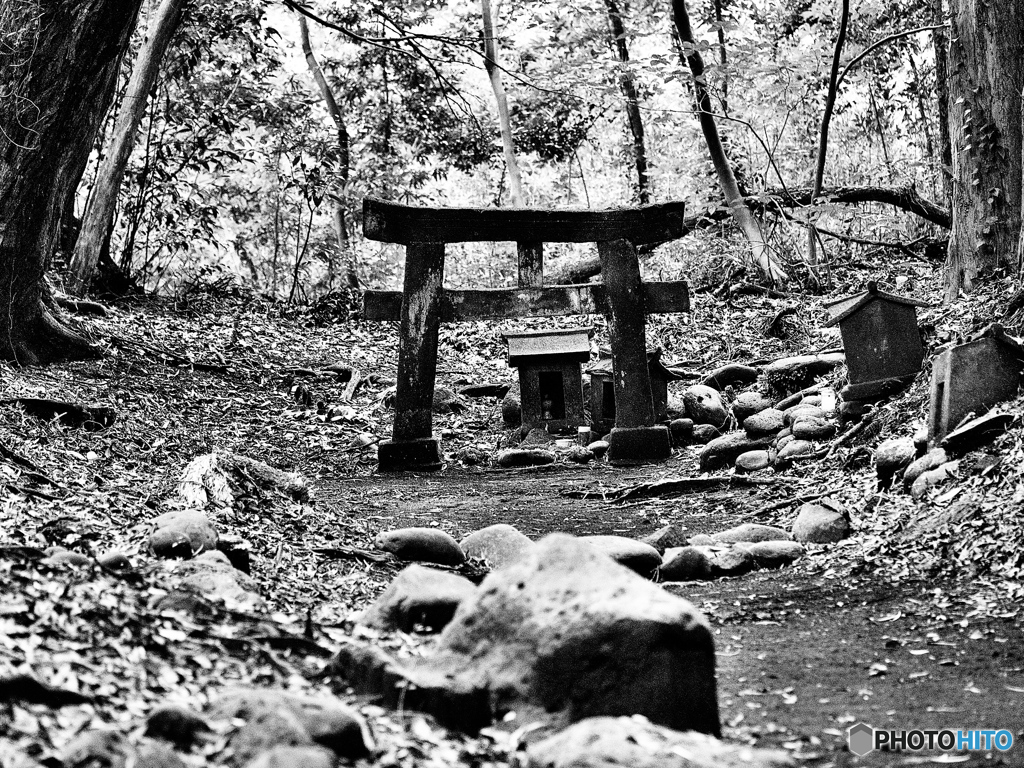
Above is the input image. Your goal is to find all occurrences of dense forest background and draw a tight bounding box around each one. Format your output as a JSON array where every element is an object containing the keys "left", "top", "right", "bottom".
[{"left": 56, "top": 0, "right": 957, "bottom": 299}]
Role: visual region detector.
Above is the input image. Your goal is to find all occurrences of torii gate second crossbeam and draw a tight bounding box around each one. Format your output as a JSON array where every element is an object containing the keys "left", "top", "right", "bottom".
[{"left": 361, "top": 197, "right": 691, "bottom": 471}]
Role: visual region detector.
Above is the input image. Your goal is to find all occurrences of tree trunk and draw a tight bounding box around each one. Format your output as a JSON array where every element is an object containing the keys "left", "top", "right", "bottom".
[
  {"left": 944, "top": 0, "right": 1023, "bottom": 297},
  {"left": 671, "top": 0, "right": 787, "bottom": 285},
  {"left": 931, "top": 0, "right": 953, "bottom": 206},
  {"left": 298, "top": 15, "right": 359, "bottom": 288},
  {"left": 66, "top": 0, "right": 185, "bottom": 296},
  {"left": 481, "top": 0, "right": 524, "bottom": 205},
  {"left": 0, "top": 0, "right": 143, "bottom": 364},
  {"left": 604, "top": 0, "right": 651, "bottom": 204}
]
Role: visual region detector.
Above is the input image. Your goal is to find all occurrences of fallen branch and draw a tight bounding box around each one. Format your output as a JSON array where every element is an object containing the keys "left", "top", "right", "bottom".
[
  {"left": 563, "top": 474, "right": 778, "bottom": 503},
  {"left": 0, "top": 441, "right": 41, "bottom": 472},
  {"left": 313, "top": 545, "right": 395, "bottom": 564},
  {"left": 109, "top": 335, "right": 230, "bottom": 373},
  {"left": 0, "top": 673, "right": 93, "bottom": 707}
]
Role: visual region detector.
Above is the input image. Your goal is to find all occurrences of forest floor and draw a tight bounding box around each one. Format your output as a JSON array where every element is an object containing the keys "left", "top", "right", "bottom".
[{"left": 2, "top": 250, "right": 1024, "bottom": 767}]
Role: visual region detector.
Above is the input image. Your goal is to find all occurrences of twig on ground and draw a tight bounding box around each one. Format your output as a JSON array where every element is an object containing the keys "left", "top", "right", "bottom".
[
  {"left": 745, "top": 486, "right": 844, "bottom": 517},
  {"left": 564, "top": 474, "right": 779, "bottom": 503},
  {"left": 108, "top": 334, "right": 230, "bottom": 373}
]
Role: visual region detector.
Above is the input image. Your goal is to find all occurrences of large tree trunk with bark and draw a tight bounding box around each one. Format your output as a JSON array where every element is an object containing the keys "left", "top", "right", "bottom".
[
  {"left": 0, "top": 0, "right": 143, "bottom": 364},
  {"left": 66, "top": 0, "right": 185, "bottom": 296},
  {"left": 944, "top": 0, "right": 1023, "bottom": 297}
]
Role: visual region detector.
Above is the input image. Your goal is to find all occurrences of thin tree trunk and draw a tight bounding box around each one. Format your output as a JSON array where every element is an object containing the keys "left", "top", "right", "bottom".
[
  {"left": 713, "top": 0, "right": 729, "bottom": 116},
  {"left": 932, "top": 0, "right": 953, "bottom": 206},
  {"left": 672, "top": 0, "right": 787, "bottom": 285},
  {"left": 807, "top": 0, "right": 850, "bottom": 281},
  {"left": 481, "top": 0, "right": 524, "bottom": 205},
  {"left": 66, "top": 0, "right": 185, "bottom": 296},
  {"left": 297, "top": 14, "right": 359, "bottom": 288},
  {"left": 0, "top": 0, "right": 144, "bottom": 364},
  {"left": 604, "top": 0, "right": 651, "bottom": 204},
  {"left": 945, "top": 0, "right": 1023, "bottom": 297}
]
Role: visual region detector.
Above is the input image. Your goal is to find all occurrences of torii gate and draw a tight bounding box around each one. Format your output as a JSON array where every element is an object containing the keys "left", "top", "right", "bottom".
[{"left": 361, "top": 197, "right": 691, "bottom": 471}]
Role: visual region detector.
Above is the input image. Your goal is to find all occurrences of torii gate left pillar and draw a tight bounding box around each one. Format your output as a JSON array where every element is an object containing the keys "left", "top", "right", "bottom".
[{"left": 361, "top": 198, "right": 691, "bottom": 471}]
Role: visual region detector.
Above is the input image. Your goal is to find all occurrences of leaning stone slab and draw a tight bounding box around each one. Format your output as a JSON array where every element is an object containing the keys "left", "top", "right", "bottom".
[
  {"left": 710, "top": 523, "right": 791, "bottom": 544},
  {"left": 699, "top": 433, "right": 772, "bottom": 472},
  {"left": 328, "top": 534, "right": 720, "bottom": 736},
  {"left": 360, "top": 564, "right": 477, "bottom": 633},
  {"left": 525, "top": 716, "right": 794, "bottom": 768},
  {"left": 791, "top": 500, "right": 849, "bottom": 544},
  {"left": 208, "top": 688, "right": 372, "bottom": 763},
  {"left": 149, "top": 509, "right": 217, "bottom": 560},
  {"left": 374, "top": 527, "right": 466, "bottom": 566},
  {"left": 460, "top": 524, "right": 533, "bottom": 570},
  {"left": 581, "top": 535, "right": 662, "bottom": 577}
]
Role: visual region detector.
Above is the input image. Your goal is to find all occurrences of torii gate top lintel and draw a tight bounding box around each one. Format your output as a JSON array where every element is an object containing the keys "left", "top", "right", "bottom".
[{"left": 363, "top": 197, "right": 688, "bottom": 246}]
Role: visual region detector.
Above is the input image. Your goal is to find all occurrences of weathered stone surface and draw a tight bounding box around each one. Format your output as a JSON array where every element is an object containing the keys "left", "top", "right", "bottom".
[
  {"left": 587, "top": 440, "right": 610, "bottom": 458},
  {"left": 456, "top": 446, "right": 491, "bottom": 466},
  {"left": 170, "top": 551, "right": 264, "bottom": 611},
  {"left": 525, "top": 716, "right": 793, "bottom": 768},
  {"left": 791, "top": 500, "right": 849, "bottom": 544},
  {"left": 700, "top": 545, "right": 757, "bottom": 578},
  {"left": 683, "top": 385, "right": 729, "bottom": 428},
  {"left": 698, "top": 433, "right": 772, "bottom": 472},
  {"left": 941, "top": 412, "right": 1015, "bottom": 455},
  {"left": 691, "top": 424, "right": 721, "bottom": 444},
  {"left": 904, "top": 447, "right": 949, "bottom": 487},
  {"left": 739, "top": 540, "right": 805, "bottom": 569},
  {"left": 329, "top": 534, "right": 720, "bottom": 736},
  {"left": 135, "top": 742, "right": 187, "bottom": 768},
  {"left": 743, "top": 409, "right": 785, "bottom": 438},
  {"left": 566, "top": 446, "right": 595, "bottom": 463},
  {"left": 763, "top": 353, "right": 845, "bottom": 395},
  {"left": 669, "top": 418, "right": 694, "bottom": 446},
  {"left": 501, "top": 386, "right": 522, "bottom": 428},
  {"left": 783, "top": 404, "right": 825, "bottom": 426},
  {"left": 874, "top": 437, "right": 917, "bottom": 484},
  {"left": 496, "top": 448, "right": 556, "bottom": 468},
  {"left": 209, "top": 689, "right": 372, "bottom": 762},
  {"left": 245, "top": 746, "right": 338, "bottom": 768},
  {"left": 774, "top": 439, "right": 814, "bottom": 462},
  {"left": 640, "top": 524, "right": 690, "bottom": 554},
  {"left": 62, "top": 731, "right": 131, "bottom": 768},
  {"left": 702, "top": 363, "right": 760, "bottom": 391},
  {"left": 146, "top": 705, "right": 212, "bottom": 749},
  {"left": 581, "top": 535, "right": 662, "bottom": 577},
  {"left": 361, "top": 564, "right": 477, "bottom": 633},
  {"left": 910, "top": 461, "right": 959, "bottom": 499},
  {"left": 734, "top": 450, "right": 770, "bottom": 473},
  {"left": 44, "top": 547, "right": 91, "bottom": 567},
  {"left": 731, "top": 392, "right": 773, "bottom": 424},
  {"left": 521, "top": 427, "right": 557, "bottom": 447},
  {"left": 686, "top": 534, "right": 715, "bottom": 546},
  {"left": 711, "top": 523, "right": 791, "bottom": 544},
  {"left": 791, "top": 415, "right": 837, "bottom": 441},
  {"left": 660, "top": 546, "right": 712, "bottom": 581},
  {"left": 149, "top": 509, "right": 217, "bottom": 559},
  {"left": 375, "top": 527, "right": 466, "bottom": 566},
  {"left": 460, "top": 524, "right": 534, "bottom": 570},
  {"left": 98, "top": 551, "right": 132, "bottom": 570}
]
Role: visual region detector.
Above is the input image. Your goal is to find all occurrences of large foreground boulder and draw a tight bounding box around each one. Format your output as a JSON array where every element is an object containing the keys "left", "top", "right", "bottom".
[
  {"left": 329, "top": 534, "right": 719, "bottom": 735},
  {"left": 526, "top": 716, "right": 793, "bottom": 768}
]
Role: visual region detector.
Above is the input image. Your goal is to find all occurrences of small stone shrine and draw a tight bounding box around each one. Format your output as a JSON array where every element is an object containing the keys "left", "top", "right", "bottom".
[
  {"left": 823, "top": 281, "right": 928, "bottom": 400},
  {"left": 929, "top": 323, "right": 1024, "bottom": 443},
  {"left": 589, "top": 349, "right": 679, "bottom": 432},
  {"left": 505, "top": 328, "right": 591, "bottom": 433}
]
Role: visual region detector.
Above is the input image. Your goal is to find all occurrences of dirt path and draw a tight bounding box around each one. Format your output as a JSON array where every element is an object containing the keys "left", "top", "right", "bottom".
[{"left": 322, "top": 462, "right": 1024, "bottom": 766}]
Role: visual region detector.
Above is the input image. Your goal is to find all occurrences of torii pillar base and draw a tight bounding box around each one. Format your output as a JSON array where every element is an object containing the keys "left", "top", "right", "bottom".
[
  {"left": 607, "top": 425, "right": 672, "bottom": 467},
  {"left": 377, "top": 438, "right": 443, "bottom": 473}
]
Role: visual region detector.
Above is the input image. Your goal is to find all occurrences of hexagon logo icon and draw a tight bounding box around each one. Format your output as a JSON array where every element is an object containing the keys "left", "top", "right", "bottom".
[{"left": 848, "top": 722, "right": 875, "bottom": 756}]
